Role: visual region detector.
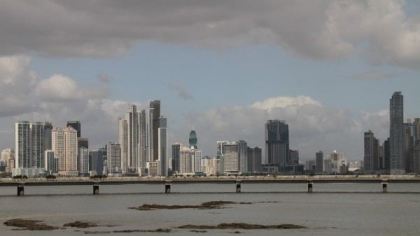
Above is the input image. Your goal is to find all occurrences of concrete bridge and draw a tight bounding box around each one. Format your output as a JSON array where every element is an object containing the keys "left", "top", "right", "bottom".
[{"left": 1, "top": 175, "right": 420, "bottom": 196}]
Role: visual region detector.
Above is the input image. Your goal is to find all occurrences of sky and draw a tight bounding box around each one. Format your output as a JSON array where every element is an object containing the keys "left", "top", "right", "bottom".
[{"left": 0, "top": 0, "right": 420, "bottom": 161}]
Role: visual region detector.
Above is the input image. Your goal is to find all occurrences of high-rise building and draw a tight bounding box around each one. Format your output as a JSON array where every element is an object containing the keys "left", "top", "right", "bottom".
[
  {"left": 107, "top": 143, "right": 121, "bottom": 175},
  {"left": 247, "top": 147, "right": 262, "bottom": 173},
  {"left": 15, "top": 121, "right": 31, "bottom": 169},
  {"left": 265, "top": 120, "right": 289, "bottom": 171},
  {"left": 89, "top": 148, "right": 106, "bottom": 176},
  {"left": 158, "top": 117, "right": 167, "bottom": 176},
  {"left": 192, "top": 149, "right": 202, "bottom": 173},
  {"left": 179, "top": 146, "right": 193, "bottom": 174},
  {"left": 66, "top": 121, "right": 81, "bottom": 138},
  {"left": 171, "top": 143, "right": 181, "bottom": 174},
  {"left": 364, "top": 130, "right": 379, "bottom": 173},
  {"left": 315, "top": 151, "right": 324, "bottom": 174},
  {"left": 43, "top": 122, "right": 53, "bottom": 151},
  {"left": 118, "top": 117, "right": 128, "bottom": 174},
  {"left": 189, "top": 130, "right": 198, "bottom": 149},
  {"left": 15, "top": 121, "right": 52, "bottom": 176},
  {"left": 138, "top": 109, "right": 147, "bottom": 174},
  {"left": 78, "top": 146, "right": 89, "bottom": 176},
  {"left": 150, "top": 100, "right": 160, "bottom": 161},
  {"left": 44, "top": 150, "right": 57, "bottom": 174},
  {"left": 1, "top": 148, "right": 15, "bottom": 173},
  {"left": 78, "top": 138, "right": 88, "bottom": 149},
  {"left": 127, "top": 105, "right": 139, "bottom": 173},
  {"left": 390, "top": 92, "right": 405, "bottom": 174},
  {"left": 383, "top": 138, "right": 391, "bottom": 172},
  {"left": 414, "top": 118, "right": 420, "bottom": 173},
  {"left": 52, "top": 127, "right": 78, "bottom": 176},
  {"left": 220, "top": 141, "right": 248, "bottom": 175},
  {"left": 403, "top": 121, "right": 415, "bottom": 173}
]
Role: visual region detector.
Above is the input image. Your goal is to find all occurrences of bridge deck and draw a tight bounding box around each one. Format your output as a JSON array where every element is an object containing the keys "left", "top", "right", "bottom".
[{"left": 1, "top": 175, "right": 420, "bottom": 186}]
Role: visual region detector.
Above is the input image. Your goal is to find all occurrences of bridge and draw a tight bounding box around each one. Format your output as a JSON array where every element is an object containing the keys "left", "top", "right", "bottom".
[{"left": 1, "top": 175, "right": 420, "bottom": 196}]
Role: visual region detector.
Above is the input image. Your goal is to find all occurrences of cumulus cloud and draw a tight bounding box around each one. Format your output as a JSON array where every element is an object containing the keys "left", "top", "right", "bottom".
[
  {"left": 0, "top": 55, "right": 133, "bottom": 149},
  {"left": 179, "top": 96, "right": 388, "bottom": 161},
  {"left": 0, "top": 1, "right": 419, "bottom": 69}
]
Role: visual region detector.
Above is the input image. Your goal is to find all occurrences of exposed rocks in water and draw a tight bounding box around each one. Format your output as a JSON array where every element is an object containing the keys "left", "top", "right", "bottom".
[
  {"left": 190, "top": 229, "right": 207, "bottom": 233},
  {"left": 178, "top": 223, "right": 306, "bottom": 230},
  {"left": 63, "top": 221, "right": 98, "bottom": 228},
  {"left": 4, "top": 219, "right": 58, "bottom": 231},
  {"left": 129, "top": 201, "right": 240, "bottom": 211},
  {"left": 84, "top": 228, "right": 171, "bottom": 234}
]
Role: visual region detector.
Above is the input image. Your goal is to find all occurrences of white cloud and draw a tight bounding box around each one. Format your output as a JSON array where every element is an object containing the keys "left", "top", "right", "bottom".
[
  {"left": 251, "top": 96, "right": 321, "bottom": 111},
  {"left": 35, "top": 74, "right": 79, "bottom": 101},
  {"left": 0, "top": 1, "right": 419, "bottom": 69},
  {"left": 0, "top": 55, "right": 133, "bottom": 149}
]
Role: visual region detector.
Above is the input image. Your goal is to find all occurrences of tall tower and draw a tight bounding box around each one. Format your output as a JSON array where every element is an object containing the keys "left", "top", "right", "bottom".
[
  {"left": 118, "top": 117, "right": 128, "bottom": 174},
  {"left": 127, "top": 105, "right": 139, "bottom": 173},
  {"left": 189, "top": 130, "right": 198, "bottom": 149},
  {"left": 150, "top": 100, "right": 160, "bottom": 161},
  {"left": 138, "top": 109, "right": 147, "bottom": 174},
  {"left": 364, "top": 130, "right": 379, "bottom": 173},
  {"left": 158, "top": 117, "right": 167, "bottom": 176},
  {"left": 52, "top": 127, "right": 78, "bottom": 176},
  {"left": 15, "top": 121, "right": 31, "bottom": 169},
  {"left": 265, "top": 120, "right": 289, "bottom": 170},
  {"left": 390, "top": 92, "right": 405, "bottom": 174},
  {"left": 66, "top": 121, "right": 81, "bottom": 138},
  {"left": 171, "top": 143, "right": 181, "bottom": 174},
  {"left": 315, "top": 151, "right": 324, "bottom": 174}
]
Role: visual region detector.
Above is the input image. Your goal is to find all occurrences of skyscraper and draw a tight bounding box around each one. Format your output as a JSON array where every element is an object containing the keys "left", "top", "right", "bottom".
[
  {"left": 89, "top": 149, "right": 105, "bottom": 175},
  {"left": 107, "top": 143, "right": 121, "bottom": 175},
  {"left": 390, "top": 92, "right": 405, "bottom": 174},
  {"left": 265, "top": 120, "right": 289, "bottom": 171},
  {"left": 171, "top": 143, "right": 181, "bottom": 174},
  {"left": 118, "top": 117, "right": 128, "bottom": 174},
  {"left": 315, "top": 151, "right": 324, "bottom": 174},
  {"left": 247, "top": 146, "right": 262, "bottom": 173},
  {"left": 52, "top": 127, "right": 78, "bottom": 176},
  {"left": 179, "top": 146, "right": 193, "bottom": 174},
  {"left": 219, "top": 141, "right": 248, "bottom": 175},
  {"left": 15, "top": 121, "right": 52, "bottom": 176},
  {"left": 138, "top": 109, "right": 147, "bottom": 174},
  {"left": 150, "top": 100, "right": 160, "bottom": 161},
  {"left": 189, "top": 130, "right": 198, "bottom": 149},
  {"left": 78, "top": 146, "right": 89, "bottom": 175},
  {"left": 127, "top": 105, "right": 139, "bottom": 173},
  {"left": 364, "top": 130, "right": 379, "bottom": 173},
  {"left": 15, "top": 121, "right": 31, "bottom": 169},
  {"left": 66, "top": 121, "right": 81, "bottom": 138},
  {"left": 158, "top": 117, "right": 167, "bottom": 176},
  {"left": 403, "top": 121, "right": 415, "bottom": 173}
]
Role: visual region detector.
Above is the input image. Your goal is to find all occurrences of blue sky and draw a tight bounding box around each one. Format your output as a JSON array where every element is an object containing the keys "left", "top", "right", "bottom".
[{"left": 1, "top": 0, "right": 420, "bottom": 160}]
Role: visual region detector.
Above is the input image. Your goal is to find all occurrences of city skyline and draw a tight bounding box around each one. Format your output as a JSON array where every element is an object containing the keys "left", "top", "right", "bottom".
[
  {"left": 4, "top": 91, "right": 420, "bottom": 163},
  {"left": 1, "top": 1, "right": 420, "bottom": 161}
]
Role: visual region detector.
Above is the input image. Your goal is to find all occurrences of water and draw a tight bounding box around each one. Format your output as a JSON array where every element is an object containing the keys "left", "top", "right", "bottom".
[{"left": 1, "top": 183, "right": 420, "bottom": 235}]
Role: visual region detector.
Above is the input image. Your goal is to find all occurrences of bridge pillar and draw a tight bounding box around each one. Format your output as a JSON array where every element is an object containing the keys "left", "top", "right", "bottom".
[
  {"left": 17, "top": 185, "right": 24, "bottom": 196},
  {"left": 382, "top": 181, "right": 388, "bottom": 193},
  {"left": 93, "top": 184, "right": 100, "bottom": 195},
  {"left": 165, "top": 183, "right": 171, "bottom": 194},
  {"left": 236, "top": 181, "right": 241, "bottom": 193},
  {"left": 307, "top": 181, "right": 313, "bottom": 193}
]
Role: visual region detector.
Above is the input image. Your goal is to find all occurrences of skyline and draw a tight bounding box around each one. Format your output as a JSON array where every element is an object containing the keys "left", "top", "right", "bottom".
[{"left": 0, "top": 1, "right": 420, "bottom": 161}]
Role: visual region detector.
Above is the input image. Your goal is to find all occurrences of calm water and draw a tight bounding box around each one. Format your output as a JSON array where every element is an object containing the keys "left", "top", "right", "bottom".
[{"left": 1, "top": 183, "right": 420, "bottom": 235}]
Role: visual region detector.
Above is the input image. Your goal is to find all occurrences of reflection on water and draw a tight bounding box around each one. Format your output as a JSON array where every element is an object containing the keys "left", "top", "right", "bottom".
[{"left": 0, "top": 183, "right": 420, "bottom": 236}]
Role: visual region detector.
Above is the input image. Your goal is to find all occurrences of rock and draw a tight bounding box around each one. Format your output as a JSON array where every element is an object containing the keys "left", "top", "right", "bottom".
[
  {"left": 63, "top": 221, "right": 98, "bottom": 228},
  {"left": 4, "top": 219, "right": 58, "bottom": 231}
]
